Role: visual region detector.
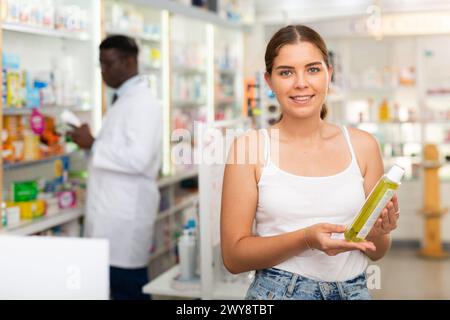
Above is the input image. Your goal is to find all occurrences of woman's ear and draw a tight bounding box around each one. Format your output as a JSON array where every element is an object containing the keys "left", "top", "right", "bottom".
[{"left": 264, "top": 72, "right": 273, "bottom": 91}]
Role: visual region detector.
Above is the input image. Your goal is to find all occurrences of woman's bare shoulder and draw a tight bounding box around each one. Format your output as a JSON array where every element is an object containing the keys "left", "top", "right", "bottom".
[
  {"left": 347, "top": 126, "right": 380, "bottom": 149},
  {"left": 227, "top": 129, "right": 265, "bottom": 167}
]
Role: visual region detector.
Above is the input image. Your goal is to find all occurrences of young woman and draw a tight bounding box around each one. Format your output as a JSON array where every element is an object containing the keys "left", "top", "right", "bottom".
[{"left": 220, "top": 25, "right": 400, "bottom": 300}]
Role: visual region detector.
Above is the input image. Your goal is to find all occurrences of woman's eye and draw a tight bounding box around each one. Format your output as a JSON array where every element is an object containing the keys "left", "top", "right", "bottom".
[
  {"left": 308, "top": 67, "right": 321, "bottom": 73},
  {"left": 279, "top": 70, "right": 292, "bottom": 76}
]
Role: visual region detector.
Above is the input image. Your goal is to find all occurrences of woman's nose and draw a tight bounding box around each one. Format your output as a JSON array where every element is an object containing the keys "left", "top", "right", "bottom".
[{"left": 293, "top": 73, "right": 308, "bottom": 89}]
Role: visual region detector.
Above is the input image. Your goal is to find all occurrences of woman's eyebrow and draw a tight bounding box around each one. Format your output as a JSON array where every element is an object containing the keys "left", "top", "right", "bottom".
[
  {"left": 305, "top": 61, "right": 322, "bottom": 67},
  {"left": 274, "top": 65, "right": 295, "bottom": 70},
  {"left": 274, "top": 61, "right": 323, "bottom": 70}
]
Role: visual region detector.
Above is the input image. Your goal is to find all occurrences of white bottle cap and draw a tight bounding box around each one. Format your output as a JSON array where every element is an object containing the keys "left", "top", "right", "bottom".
[{"left": 386, "top": 164, "right": 405, "bottom": 183}]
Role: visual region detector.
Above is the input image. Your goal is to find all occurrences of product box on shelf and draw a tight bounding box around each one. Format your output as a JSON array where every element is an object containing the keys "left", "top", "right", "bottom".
[
  {"left": 6, "top": 206, "right": 21, "bottom": 227},
  {"left": 11, "top": 180, "right": 38, "bottom": 202},
  {"left": 56, "top": 190, "right": 77, "bottom": 210},
  {"left": 6, "top": 199, "right": 46, "bottom": 220}
]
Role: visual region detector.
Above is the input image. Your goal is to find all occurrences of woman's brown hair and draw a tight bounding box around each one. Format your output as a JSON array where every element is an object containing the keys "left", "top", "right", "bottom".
[{"left": 265, "top": 25, "right": 330, "bottom": 119}]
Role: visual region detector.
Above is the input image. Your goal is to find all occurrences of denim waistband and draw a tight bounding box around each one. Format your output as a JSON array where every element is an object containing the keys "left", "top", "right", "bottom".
[
  {"left": 248, "top": 268, "right": 370, "bottom": 300},
  {"left": 256, "top": 267, "right": 366, "bottom": 284}
]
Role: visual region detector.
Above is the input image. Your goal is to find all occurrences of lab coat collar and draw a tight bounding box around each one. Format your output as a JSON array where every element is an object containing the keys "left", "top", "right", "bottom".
[{"left": 115, "top": 75, "right": 142, "bottom": 99}]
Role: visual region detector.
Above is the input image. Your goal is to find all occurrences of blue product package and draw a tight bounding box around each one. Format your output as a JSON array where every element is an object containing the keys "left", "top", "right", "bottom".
[
  {"left": 27, "top": 88, "right": 41, "bottom": 108},
  {"left": 34, "top": 80, "right": 48, "bottom": 89},
  {"left": 2, "top": 53, "right": 20, "bottom": 70}
]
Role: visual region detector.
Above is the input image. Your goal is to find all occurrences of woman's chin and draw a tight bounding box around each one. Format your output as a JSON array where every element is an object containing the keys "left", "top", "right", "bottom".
[{"left": 285, "top": 108, "right": 320, "bottom": 120}]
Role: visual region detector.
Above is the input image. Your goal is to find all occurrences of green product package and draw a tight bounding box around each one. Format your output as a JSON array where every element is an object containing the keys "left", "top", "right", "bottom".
[{"left": 11, "top": 180, "right": 39, "bottom": 202}]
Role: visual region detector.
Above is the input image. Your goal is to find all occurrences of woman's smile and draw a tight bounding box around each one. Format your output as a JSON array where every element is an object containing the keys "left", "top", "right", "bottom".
[{"left": 289, "top": 94, "right": 315, "bottom": 106}]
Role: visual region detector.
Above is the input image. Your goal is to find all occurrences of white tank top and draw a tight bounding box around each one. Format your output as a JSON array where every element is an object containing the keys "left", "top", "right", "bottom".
[{"left": 256, "top": 126, "right": 368, "bottom": 282}]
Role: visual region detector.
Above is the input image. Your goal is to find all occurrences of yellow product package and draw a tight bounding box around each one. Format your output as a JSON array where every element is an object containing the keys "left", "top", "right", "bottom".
[{"left": 6, "top": 200, "right": 46, "bottom": 220}]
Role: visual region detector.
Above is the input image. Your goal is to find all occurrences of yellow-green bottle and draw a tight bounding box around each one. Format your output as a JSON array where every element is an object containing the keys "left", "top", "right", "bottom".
[{"left": 345, "top": 165, "right": 405, "bottom": 242}]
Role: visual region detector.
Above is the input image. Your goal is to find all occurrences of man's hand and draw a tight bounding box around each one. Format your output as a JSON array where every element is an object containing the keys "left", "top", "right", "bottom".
[{"left": 67, "top": 124, "right": 95, "bottom": 150}]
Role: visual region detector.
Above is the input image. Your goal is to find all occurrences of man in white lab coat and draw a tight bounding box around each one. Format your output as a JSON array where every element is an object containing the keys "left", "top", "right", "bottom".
[{"left": 69, "top": 35, "right": 161, "bottom": 300}]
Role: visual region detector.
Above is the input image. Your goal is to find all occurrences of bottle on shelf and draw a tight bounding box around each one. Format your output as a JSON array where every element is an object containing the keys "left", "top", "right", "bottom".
[
  {"left": 378, "top": 98, "right": 391, "bottom": 122},
  {"left": 178, "top": 224, "right": 197, "bottom": 281}
]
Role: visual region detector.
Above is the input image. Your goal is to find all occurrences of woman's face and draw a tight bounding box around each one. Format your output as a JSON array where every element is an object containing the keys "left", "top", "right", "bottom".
[{"left": 265, "top": 41, "right": 332, "bottom": 120}]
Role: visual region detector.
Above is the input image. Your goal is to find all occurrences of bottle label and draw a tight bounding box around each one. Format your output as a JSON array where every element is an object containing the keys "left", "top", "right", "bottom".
[{"left": 357, "top": 189, "right": 394, "bottom": 239}]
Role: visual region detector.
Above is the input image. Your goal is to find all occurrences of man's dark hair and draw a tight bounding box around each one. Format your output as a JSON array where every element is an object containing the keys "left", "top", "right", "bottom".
[{"left": 99, "top": 35, "right": 139, "bottom": 57}]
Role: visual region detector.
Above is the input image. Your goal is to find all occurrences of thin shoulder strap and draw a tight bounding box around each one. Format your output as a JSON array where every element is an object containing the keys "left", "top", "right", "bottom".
[
  {"left": 342, "top": 126, "right": 356, "bottom": 161},
  {"left": 261, "top": 128, "right": 271, "bottom": 165}
]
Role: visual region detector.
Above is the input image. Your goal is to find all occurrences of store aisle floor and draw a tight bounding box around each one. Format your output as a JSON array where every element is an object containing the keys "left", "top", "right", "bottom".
[{"left": 369, "top": 248, "right": 450, "bottom": 300}]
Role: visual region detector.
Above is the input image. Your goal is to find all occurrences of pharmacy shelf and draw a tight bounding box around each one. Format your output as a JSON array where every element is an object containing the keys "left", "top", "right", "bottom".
[
  {"left": 347, "top": 85, "right": 416, "bottom": 93},
  {"left": 143, "top": 264, "right": 249, "bottom": 299},
  {"left": 156, "top": 193, "right": 199, "bottom": 222},
  {"left": 217, "top": 69, "right": 237, "bottom": 76},
  {"left": 157, "top": 167, "right": 198, "bottom": 188},
  {"left": 2, "top": 22, "right": 90, "bottom": 41},
  {"left": 3, "top": 105, "right": 92, "bottom": 116},
  {"left": 3, "top": 151, "right": 81, "bottom": 171},
  {"left": 143, "top": 264, "right": 202, "bottom": 298},
  {"left": 327, "top": 93, "right": 346, "bottom": 103},
  {"left": 217, "top": 97, "right": 237, "bottom": 105},
  {"left": 142, "top": 64, "right": 161, "bottom": 73},
  {"left": 150, "top": 242, "right": 176, "bottom": 262},
  {"left": 172, "top": 65, "right": 207, "bottom": 75},
  {"left": 0, "top": 208, "right": 83, "bottom": 236},
  {"left": 213, "top": 117, "right": 248, "bottom": 128},
  {"left": 172, "top": 100, "right": 207, "bottom": 109},
  {"left": 129, "top": 0, "right": 244, "bottom": 29},
  {"left": 104, "top": 28, "right": 161, "bottom": 42}
]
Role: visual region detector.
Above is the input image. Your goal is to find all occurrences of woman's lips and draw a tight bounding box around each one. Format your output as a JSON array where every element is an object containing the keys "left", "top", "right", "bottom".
[{"left": 289, "top": 95, "right": 315, "bottom": 105}]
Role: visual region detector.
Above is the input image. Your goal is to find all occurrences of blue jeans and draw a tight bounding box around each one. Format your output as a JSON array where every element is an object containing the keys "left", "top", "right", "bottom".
[
  {"left": 245, "top": 268, "right": 371, "bottom": 300},
  {"left": 110, "top": 266, "right": 151, "bottom": 300}
]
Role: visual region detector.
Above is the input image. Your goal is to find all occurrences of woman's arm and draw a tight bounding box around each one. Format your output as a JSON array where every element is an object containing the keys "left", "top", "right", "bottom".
[
  {"left": 221, "top": 132, "right": 376, "bottom": 274},
  {"left": 351, "top": 128, "right": 400, "bottom": 261}
]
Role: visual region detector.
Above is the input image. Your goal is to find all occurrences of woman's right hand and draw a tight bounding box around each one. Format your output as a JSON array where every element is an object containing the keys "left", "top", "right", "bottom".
[{"left": 304, "top": 223, "right": 376, "bottom": 256}]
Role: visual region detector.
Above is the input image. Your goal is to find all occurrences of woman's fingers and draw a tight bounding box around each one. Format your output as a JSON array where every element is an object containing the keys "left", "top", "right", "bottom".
[
  {"left": 357, "top": 241, "right": 376, "bottom": 251},
  {"left": 322, "top": 223, "right": 346, "bottom": 233},
  {"left": 329, "top": 239, "right": 376, "bottom": 252},
  {"left": 381, "top": 208, "right": 390, "bottom": 230},
  {"left": 388, "top": 208, "right": 399, "bottom": 229},
  {"left": 392, "top": 193, "right": 399, "bottom": 212}
]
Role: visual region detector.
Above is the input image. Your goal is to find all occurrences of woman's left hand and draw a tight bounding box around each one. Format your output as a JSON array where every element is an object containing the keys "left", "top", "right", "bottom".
[{"left": 367, "top": 193, "right": 400, "bottom": 239}]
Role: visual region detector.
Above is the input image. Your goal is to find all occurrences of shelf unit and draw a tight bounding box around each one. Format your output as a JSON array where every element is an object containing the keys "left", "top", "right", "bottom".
[
  {"left": 0, "top": 0, "right": 102, "bottom": 236},
  {"left": 0, "top": 208, "right": 83, "bottom": 236},
  {"left": 103, "top": 28, "right": 161, "bottom": 43},
  {"left": 150, "top": 168, "right": 199, "bottom": 279},
  {"left": 321, "top": 29, "right": 450, "bottom": 181},
  {"left": 214, "top": 26, "right": 244, "bottom": 121},
  {"left": 102, "top": 0, "right": 246, "bottom": 177},
  {"left": 3, "top": 151, "right": 81, "bottom": 171},
  {"left": 145, "top": 118, "right": 252, "bottom": 300},
  {"left": 142, "top": 264, "right": 250, "bottom": 299},
  {"left": 2, "top": 22, "right": 90, "bottom": 41},
  {"left": 0, "top": 167, "right": 199, "bottom": 238},
  {"left": 1, "top": 0, "right": 248, "bottom": 299},
  {"left": 103, "top": 0, "right": 165, "bottom": 105}
]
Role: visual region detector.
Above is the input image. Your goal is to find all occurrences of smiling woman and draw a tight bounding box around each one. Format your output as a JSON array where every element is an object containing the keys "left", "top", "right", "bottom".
[
  {"left": 220, "top": 25, "right": 401, "bottom": 300},
  {"left": 264, "top": 25, "right": 331, "bottom": 121}
]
